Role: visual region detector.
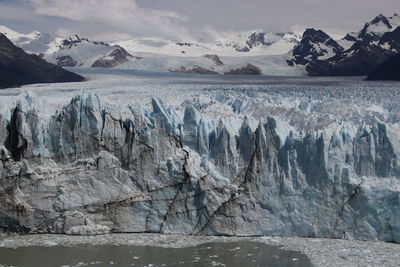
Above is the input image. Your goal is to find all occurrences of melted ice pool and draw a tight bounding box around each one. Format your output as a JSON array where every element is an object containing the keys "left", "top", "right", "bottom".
[{"left": 0, "top": 241, "right": 312, "bottom": 267}]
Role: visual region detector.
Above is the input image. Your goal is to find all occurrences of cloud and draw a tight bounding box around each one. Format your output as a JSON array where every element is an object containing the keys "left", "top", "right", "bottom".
[
  {"left": 3, "top": 0, "right": 398, "bottom": 42},
  {"left": 25, "top": 0, "right": 193, "bottom": 41},
  {"left": 0, "top": 1, "right": 43, "bottom": 25}
]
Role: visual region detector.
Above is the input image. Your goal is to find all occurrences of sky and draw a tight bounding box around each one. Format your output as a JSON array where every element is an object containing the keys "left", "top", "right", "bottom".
[{"left": 0, "top": 0, "right": 399, "bottom": 41}]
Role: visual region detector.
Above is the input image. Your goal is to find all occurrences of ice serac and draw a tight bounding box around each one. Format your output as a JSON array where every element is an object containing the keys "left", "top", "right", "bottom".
[{"left": 0, "top": 93, "right": 399, "bottom": 243}]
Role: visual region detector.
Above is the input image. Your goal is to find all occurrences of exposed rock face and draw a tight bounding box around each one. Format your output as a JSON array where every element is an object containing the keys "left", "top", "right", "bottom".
[
  {"left": 92, "top": 47, "right": 133, "bottom": 68},
  {"left": 380, "top": 27, "right": 400, "bottom": 51},
  {"left": 56, "top": 56, "right": 79, "bottom": 67},
  {"left": 246, "top": 32, "right": 272, "bottom": 48},
  {"left": 0, "top": 33, "right": 84, "bottom": 88},
  {"left": 225, "top": 64, "right": 262, "bottom": 75},
  {"left": 0, "top": 93, "right": 399, "bottom": 242},
  {"left": 358, "top": 14, "right": 398, "bottom": 43},
  {"left": 169, "top": 66, "right": 219, "bottom": 75},
  {"left": 46, "top": 35, "right": 135, "bottom": 68},
  {"left": 203, "top": 54, "right": 224, "bottom": 66},
  {"left": 306, "top": 43, "right": 394, "bottom": 76},
  {"left": 290, "top": 29, "right": 343, "bottom": 66},
  {"left": 234, "top": 31, "right": 300, "bottom": 53},
  {"left": 343, "top": 33, "right": 358, "bottom": 43},
  {"left": 367, "top": 54, "right": 400, "bottom": 81}
]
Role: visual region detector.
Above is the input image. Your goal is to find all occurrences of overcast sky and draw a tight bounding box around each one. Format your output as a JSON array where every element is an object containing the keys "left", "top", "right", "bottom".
[{"left": 0, "top": 0, "right": 399, "bottom": 41}]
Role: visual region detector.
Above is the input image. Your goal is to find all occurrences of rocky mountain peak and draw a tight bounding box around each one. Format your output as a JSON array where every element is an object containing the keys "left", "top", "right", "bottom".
[
  {"left": 289, "top": 13, "right": 400, "bottom": 76},
  {"left": 246, "top": 32, "right": 271, "bottom": 48},
  {"left": 290, "top": 28, "right": 342, "bottom": 65},
  {"left": 302, "top": 28, "right": 332, "bottom": 42},
  {"left": 302, "top": 28, "right": 342, "bottom": 51},
  {"left": 359, "top": 14, "right": 394, "bottom": 41},
  {"left": 343, "top": 32, "right": 359, "bottom": 42},
  {"left": 91, "top": 46, "right": 133, "bottom": 68},
  {"left": 370, "top": 14, "right": 391, "bottom": 27},
  {"left": 60, "top": 35, "right": 91, "bottom": 49}
]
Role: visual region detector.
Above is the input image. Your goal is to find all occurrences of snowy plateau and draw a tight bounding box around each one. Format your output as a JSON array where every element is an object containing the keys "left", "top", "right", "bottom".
[{"left": 0, "top": 69, "right": 399, "bottom": 245}]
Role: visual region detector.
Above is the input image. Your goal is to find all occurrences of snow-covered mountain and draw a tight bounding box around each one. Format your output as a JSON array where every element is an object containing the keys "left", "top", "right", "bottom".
[
  {"left": 289, "top": 28, "right": 343, "bottom": 65},
  {"left": 114, "top": 31, "right": 301, "bottom": 57},
  {"left": 289, "top": 14, "right": 400, "bottom": 76},
  {"left": 0, "top": 26, "right": 135, "bottom": 68},
  {"left": 0, "top": 25, "right": 60, "bottom": 55},
  {"left": 359, "top": 13, "right": 400, "bottom": 43},
  {"left": 43, "top": 35, "right": 135, "bottom": 67},
  {"left": 1, "top": 13, "right": 400, "bottom": 77},
  {"left": 0, "top": 25, "right": 301, "bottom": 59},
  {"left": 0, "top": 25, "right": 304, "bottom": 75}
]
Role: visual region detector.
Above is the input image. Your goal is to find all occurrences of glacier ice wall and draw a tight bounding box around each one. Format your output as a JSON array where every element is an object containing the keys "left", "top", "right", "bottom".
[{"left": 0, "top": 92, "right": 399, "bottom": 243}]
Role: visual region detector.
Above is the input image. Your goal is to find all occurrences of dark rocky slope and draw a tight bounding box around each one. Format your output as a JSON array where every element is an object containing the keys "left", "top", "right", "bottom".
[
  {"left": 169, "top": 66, "right": 219, "bottom": 74},
  {"left": 91, "top": 47, "right": 133, "bottom": 68},
  {"left": 367, "top": 54, "right": 400, "bottom": 81},
  {"left": 0, "top": 33, "right": 84, "bottom": 88},
  {"left": 225, "top": 64, "right": 262, "bottom": 75}
]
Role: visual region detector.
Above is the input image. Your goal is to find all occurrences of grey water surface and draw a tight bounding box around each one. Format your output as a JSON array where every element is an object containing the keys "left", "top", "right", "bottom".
[{"left": 0, "top": 241, "right": 312, "bottom": 267}]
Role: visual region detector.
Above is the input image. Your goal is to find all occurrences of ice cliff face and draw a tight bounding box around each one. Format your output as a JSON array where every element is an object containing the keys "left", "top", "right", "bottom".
[{"left": 0, "top": 93, "right": 399, "bottom": 243}]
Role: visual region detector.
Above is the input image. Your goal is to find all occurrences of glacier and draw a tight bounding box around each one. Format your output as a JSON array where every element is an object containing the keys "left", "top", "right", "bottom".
[{"left": 0, "top": 74, "right": 399, "bottom": 244}]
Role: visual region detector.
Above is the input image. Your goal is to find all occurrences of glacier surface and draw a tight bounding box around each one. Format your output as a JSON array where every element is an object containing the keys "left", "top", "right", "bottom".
[{"left": 0, "top": 72, "right": 399, "bottom": 243}]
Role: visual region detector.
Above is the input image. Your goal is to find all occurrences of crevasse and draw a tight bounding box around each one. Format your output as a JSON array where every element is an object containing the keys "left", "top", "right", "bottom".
[{"left": 0, "top": 93, "right": 399, "bottom": 243}]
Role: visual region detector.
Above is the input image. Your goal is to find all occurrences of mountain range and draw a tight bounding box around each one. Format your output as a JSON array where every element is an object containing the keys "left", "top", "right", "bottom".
[
  {"left": 0, "top": 13, "right": 399, "bottom": 77},
  {"left": 289, "top": 14, "right": 400, "bottom": 76}
]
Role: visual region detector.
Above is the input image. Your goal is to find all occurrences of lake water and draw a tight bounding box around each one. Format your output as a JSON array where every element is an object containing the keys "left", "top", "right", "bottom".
[{"left": 0, "top": 241, "right": 312, "bottom": 267}]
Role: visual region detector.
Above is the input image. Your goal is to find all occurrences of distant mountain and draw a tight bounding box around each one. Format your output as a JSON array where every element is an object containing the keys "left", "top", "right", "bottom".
[
  {"left": 45, "top": 35, "right": 135, "bottom": 67},
  {"left": 288, "top": 28, "right": 343, "bottom": 66},
  {"left": 289, "top": 14, "right": 400, "bottom": 76},
  {"left": 0, "top": 26, "right": 135, "bottom": 68},
  {"left": 2, "top": 13, "right": 399, "bottom": 77},
  {"left": 367, "top": 54, "right": 400, "bottom": 81},
  {"left": 0, "top": 25, "right": 303, "bottom": 74},
  {"left": 0, "top": 33, "right": 84, "bottom": 88},
  {"left": 0, "top": 25, "right": 58, "bottom": 54},
  {"left": 359, "top": 14, "right": 400, "bottom": 43},
  {"left": 0, "top": 25, "right": 301, "bottom": 65},
  {"left": 0, "top": 26, "right": 302, "bottom": 76},
  {"left": 235, "top": 32, "right": 301, "bottom": 54},
  {"left": 114, "top": 31, "right": 301, "bottom": 58}
]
